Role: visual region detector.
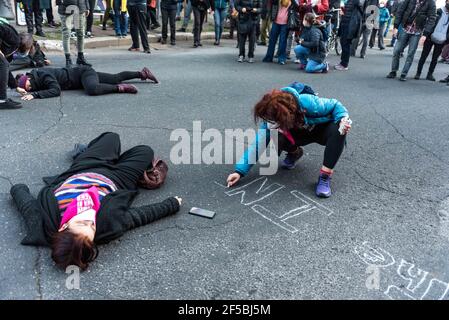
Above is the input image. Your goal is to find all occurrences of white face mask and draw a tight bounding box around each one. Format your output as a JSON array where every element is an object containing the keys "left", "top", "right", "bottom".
[{"left": 73, "top": 209, "right": 97, "bottom": 225}]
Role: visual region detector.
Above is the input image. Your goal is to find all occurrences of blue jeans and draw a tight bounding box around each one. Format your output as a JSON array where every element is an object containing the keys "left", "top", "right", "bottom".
[
  {"left": 391, "top": 29, "right": 421, "bottom": 76},
  {"left": 263, "top": 22, "right": 288, "bottom": 63},
  {"left": 294, "top": 45, "right": 326, "bottom": 73},
  {"left": 113, "top": 0, "right": 128, "bottom": 36},
  {"left": 176, "top": 1, "right": 183, "bottom": 17},
  {"left": 182, "top": 1, "right": 192, "bottom": 29},
  {"left": 214, "top": 8, "right": 227, "bottom": 41}
]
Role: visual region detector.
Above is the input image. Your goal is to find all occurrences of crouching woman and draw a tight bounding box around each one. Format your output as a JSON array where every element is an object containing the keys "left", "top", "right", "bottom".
[{"left": 226, "top": 82, "right": 351, "bottom": 198}]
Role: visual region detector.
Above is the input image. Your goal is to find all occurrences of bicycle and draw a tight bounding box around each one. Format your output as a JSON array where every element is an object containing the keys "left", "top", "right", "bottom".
[{"left": 325, "top": 8, "right": 342, "bottom": 56}]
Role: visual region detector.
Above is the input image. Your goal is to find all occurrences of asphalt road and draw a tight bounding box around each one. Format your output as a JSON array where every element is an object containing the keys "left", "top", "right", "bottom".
[{"left": 1, "top": 39, "right": 448, "bottom": 300}]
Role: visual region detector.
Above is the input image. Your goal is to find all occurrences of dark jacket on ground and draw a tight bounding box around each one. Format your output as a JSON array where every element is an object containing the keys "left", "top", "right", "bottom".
[
  {"left": 10, "top": 173, "right": 180, "bottom": 247},
  {"left": 301, "top": 25, "right": 327, "bottom": 63},
  {"left": 27, "top": 66, "right": 94, "bottom": 99},
  {"left": 56, "top": 0, "right": 90, "bottom": 14},
  {"left": 393, "top": 0, "right": 436, "bottom": 36},
  {"left": 160, "top": 0, "right": 178, "bottom": 10},
  {"left": 269, "top": 0, "right": 299, "bottom": 24}
]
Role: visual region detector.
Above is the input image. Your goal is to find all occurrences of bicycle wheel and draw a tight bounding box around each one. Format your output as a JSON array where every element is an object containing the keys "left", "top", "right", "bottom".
[
  {"left": 335, "top": 36, "right": 341, "bottom": 56},
  {"left": 327, "top": 35, "right": 336, "bottom": 53}
]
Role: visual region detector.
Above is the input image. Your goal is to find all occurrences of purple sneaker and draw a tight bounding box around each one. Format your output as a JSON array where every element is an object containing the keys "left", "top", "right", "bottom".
[
  {"left": 316, "top": 173, "right": 332, "bottom": 198},
  {"left": 281, "top": 147, "right": 304, "bottom": 170}
]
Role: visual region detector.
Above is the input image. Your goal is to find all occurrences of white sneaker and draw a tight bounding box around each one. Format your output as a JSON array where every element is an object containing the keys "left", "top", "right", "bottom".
[
  {"left": 248, "top": 58, "right": 254, "bottom": 63},
  {"left": 334, "top": 64, "right": 348, "bottom": 71},
  {"left": 294, "top": 59, "right": 300, "bottom": 64},
  {"left": 238, "top": 56, "right": 244, "bottom": 63}
]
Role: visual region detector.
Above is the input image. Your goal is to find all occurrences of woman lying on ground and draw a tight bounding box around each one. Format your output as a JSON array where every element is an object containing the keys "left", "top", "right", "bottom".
[
  {"left": 14, "top": 65, "right": 159, "bottom": 100},
  {"left": 226, "top": 82, "right": 352, "bottom": 198},
  {"left": 10, "top": 132, "right": 182, "bottom": 270}
]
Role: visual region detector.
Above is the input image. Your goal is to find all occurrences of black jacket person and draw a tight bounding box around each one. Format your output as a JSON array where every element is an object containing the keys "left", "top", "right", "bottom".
[{"left": 10, "top": 132, "right": 181, "bottom": 270}]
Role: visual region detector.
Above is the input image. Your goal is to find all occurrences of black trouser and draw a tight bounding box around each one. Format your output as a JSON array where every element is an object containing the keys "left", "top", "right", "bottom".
[
  {"left": 77, "top": 66, "right": 141, "bottom": 95},
  {"left": 161, "top": 8, "right": 176, "bottom": 41},
  {"left": 417, "top": 37, "right": 445, "bottom": 76},
  {"left": 192, "top": 6, "right": 206, "bottom": 44},
  {"left": 86, "top": 0, "right": 97, "bottom": 32},
  {"left": 339, "top": 22, "right": 352, "bottom": 67},
  {"left": 24, "top": 0, "right": 43, "bottom": 33},
  {"left": 277, "top": 122, "right": 346, "bottom": 170},
  {"left": 46, "top": 2, "right": 54, "bottom": 24},
  {"left": 72, "top": 132, "right": 154, "bottom": 190},
  {"left": 147, "top": 7, "right": 158, "bottom": 28},
  {"left": 0, "top": 54, "right": 8, "bottom": 100},
  {"left": 128, "top": 4, "right": 150, "bottom": 50},
  {"left": 239, "top": 24, "right": 257, "bottom": 58}
]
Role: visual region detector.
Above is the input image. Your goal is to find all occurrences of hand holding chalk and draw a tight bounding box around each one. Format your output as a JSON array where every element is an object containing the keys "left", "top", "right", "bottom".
[{"left": 227, "top": 173, "right": 241, "bottom": 188}]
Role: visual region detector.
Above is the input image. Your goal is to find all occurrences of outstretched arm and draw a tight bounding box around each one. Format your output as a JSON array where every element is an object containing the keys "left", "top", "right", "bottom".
[{"left": 125, "top": 197, "right": 181, "bottom": 230}]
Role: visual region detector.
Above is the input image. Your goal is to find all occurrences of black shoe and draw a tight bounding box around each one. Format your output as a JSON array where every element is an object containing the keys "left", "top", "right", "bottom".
[
  {"left": 360, "top": 55, "right": 365, "bottom": 59},
  {"left": 386, "top": 71, "right": 397, "bottom": 79},
  {"left": 257, "top": 41, "right": 267, "bottom": 46},
  {"left": 66, "top": 57, "right": 73, "bottom": 67},
  {"left": 69, "top": 143, "right": 88, "bottom": 160},
  {"left": 379, "top": 47, "right": 385, "bottom": 50},
  {"left": 439, "top": 76, "right": 449, "bottom": 83},
  {"left": 76, "top": 55, "right": 91, "bottom": 66},
  {"left": 151, "top": 23, "right": 161, "bottom": 30},
  {"left": 35, "top": 31, "right": 46, "bottom": 37},
  {"left": 399, "top": 74, "right": 407, "bottom": 81},
  {"left": 102, "top": 25, "right": 107, "bottom": 30},
  {"left": 170, "top": 40, "right": 176, "bottom": 46},
  {"left": 143, "top": 49, "right": 151, "bottom": 54},
  {"left": 414, "top": 73, "right": 421, "bottom": 80},
  {"left": 177, "top": 28, "right": 186, "bottom": 32},
  {"left": 0, "top": 98, "right": 22, "bottom": 110},
  {"left": 160, "top": 38, "right": 167, "bottom": 44},
  {"left": 214, "top": 40, "right": 219, "bottom": 45},
  {"left": 193, "top": 43, "right": 199, "bottom": 48},
  {"left": 426, "top": 74, "right": 436, "bottom": 81},
  {"left": 198, "top": 43, "right": 203, "bottom": 46}
]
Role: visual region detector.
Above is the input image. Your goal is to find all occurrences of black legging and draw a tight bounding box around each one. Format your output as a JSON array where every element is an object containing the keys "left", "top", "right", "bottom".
[
  {"left": 86, "top": 0, "right": 97, "bottom": 33},
  {"left": 277, "top": 122, "right": 346, "bottom": 169},
  {"left": 79, "top": 67, "right": 141, "bottom": 95},
  {"left": 72, "top": 132, "right": 154, "bottom": 190}
]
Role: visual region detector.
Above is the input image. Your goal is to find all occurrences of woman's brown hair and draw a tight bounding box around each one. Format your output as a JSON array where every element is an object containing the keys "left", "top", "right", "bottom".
[
  {"left": 253, "top": 90, "right": 305, "bottom": 130},
  {"left": 51, "top": 231, "right": 98, "bottom": 271}
]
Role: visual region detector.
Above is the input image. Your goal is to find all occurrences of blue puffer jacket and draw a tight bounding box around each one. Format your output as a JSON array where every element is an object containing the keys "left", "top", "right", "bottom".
[
  {"left": 234, "top": 83, "right": 349, "bottom": 176},
  {"left": 379, "top": 7, "right": 390, "bottom": 24}
]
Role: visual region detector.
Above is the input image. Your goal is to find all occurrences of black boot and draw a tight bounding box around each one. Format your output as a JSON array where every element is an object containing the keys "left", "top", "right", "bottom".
[
  {"left": 76, "top": 53, "right": 92, "bottom": 66},
  {"left": 0, "top": 98, "right": 22, "bottom": 109},
  {"left": 426, "top": 73, "right": 436, "bottom": 81},
  {"left": 65, "top": 54, "right": 72, "bottom": 67}
]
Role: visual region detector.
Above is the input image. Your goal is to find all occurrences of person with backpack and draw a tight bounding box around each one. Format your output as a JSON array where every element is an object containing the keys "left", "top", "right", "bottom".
[
  {"left": 57, "top": 0, "right": 91, "bottom": 67},
  {"left": 263, "top": 0, "right": 299, "bottom": 65},
  {"left": 0, "top": 18, "right": 22, "bottom": 110},
  {"left": 235, "top": 0, "right": 262, "bottom": 62},
  {"left": 294, "top": 13, "right": 329, "bottom": 72},
  {"left": 10, "top": 132, "right": 182, "bottom": 271},
  {"left": 414, "top": 0, "right": 449, "bottom": 81},
  {"left": 191, "top": 0, "right": 212, "bottom": 47},
  {"left": 14, "top": 65, "right": 158, "bottom": 100},
  {"left": 386, "top": 0, "right": 436, "bottom": 81},
  {"left": 226, "top": 82, "right": 352, "bottom": 198},
  {"left": 335, "top": 0, "right": 366, "bottom": 70}
]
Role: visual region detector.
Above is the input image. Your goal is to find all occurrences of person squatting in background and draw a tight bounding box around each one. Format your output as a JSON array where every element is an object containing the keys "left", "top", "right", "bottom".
[
  {"left": 226, "top": 82, "right": 352, "bottom": 198},
  {"left": 294, "top": 12, "right": 329, "bottom": 72},
  {"left": 10, "top": 132, "right": 182, "bottom": 271},
  {"left": 235, "top": 0, "right": 262, "bottom": 62},
  {"left": 9, "top": 33, "right": 51, "bottom": 71},
  {"left": 14, "top": 65, "right": 159, "bottom": 100}
]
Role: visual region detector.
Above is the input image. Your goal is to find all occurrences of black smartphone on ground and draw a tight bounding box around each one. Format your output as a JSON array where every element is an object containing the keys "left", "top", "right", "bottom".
[{"left": 189, "top": 207, "right": 216, "bottom": 219}]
